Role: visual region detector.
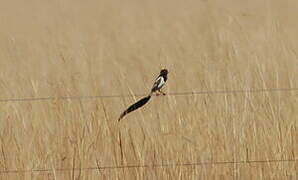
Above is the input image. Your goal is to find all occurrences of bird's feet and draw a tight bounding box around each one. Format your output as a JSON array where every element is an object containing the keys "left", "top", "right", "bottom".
[{"left": 157, "top": 90, "right": 166, "bottom": 96}]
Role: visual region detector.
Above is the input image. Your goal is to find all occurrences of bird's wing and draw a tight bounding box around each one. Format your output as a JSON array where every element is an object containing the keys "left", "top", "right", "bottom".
[
  {"left": 151, "top": 76, "right": 164, "bottom": 91},
  {"left": 157, "top": 77, "right": 165, "bottom": 88}
]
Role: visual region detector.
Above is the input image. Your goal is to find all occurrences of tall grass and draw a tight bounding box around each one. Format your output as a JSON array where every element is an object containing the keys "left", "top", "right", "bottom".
[{"left": 0, "top": 0, "right": 297, "bottom": 179}]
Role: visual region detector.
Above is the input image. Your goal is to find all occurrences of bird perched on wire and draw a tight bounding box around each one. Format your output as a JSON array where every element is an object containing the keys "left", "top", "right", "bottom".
[
  {"left": 118, "top": 69, "right": 169, "bottom": 121},
  {"left": 150, "top": 69, "right": 168, "bottom": 96}
]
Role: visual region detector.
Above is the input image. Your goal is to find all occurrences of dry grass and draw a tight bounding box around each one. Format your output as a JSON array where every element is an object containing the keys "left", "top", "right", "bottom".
[{"left": 0, "top": 0, "right": 298, "bottom": 179}]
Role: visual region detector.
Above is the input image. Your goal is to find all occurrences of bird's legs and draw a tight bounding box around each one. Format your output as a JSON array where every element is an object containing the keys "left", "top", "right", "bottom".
[{"left": 158, "top": 89, "right": 166, "bottom": 96}]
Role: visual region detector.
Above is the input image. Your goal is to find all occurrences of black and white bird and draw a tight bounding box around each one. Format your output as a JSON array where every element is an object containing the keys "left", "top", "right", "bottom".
[
  {"left": 118, "top": 69, "right": 169, "bottom": 121},
  {"left": 150, "top": 69, "right": 168, "bottom": 96}
]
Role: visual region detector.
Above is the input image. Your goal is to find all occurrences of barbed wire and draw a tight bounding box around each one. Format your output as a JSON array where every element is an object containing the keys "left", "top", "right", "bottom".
[
  {"left": 0, "top": 158, "right": 297, "bottom": 174},
  {"left": 0, "top": 87, "right": 297, "bottom": 103}
]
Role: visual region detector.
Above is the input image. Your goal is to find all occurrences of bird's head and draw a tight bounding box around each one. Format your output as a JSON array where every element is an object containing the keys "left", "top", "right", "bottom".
[{"left": 160, "top": 69, "right": 168, "bottom": 76}]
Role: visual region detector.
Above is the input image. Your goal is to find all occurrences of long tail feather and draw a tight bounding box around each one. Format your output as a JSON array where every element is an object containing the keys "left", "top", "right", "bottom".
[{"left": 118, "top": 95, "right": 151, "bottom": 121}]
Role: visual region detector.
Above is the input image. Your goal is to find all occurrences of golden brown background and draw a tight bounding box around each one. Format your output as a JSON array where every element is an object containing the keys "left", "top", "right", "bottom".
[{"left": 0, "top": 0, "right": 298, "bottom": 179}]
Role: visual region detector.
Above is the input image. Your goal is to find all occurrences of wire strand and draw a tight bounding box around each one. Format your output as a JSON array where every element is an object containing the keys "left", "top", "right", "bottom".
[
  {"left": 0, "top": 158, "right": 297, "bottom": 174},
  {"left": 0, "top": 87, "right": 297, "bottom": 103}
]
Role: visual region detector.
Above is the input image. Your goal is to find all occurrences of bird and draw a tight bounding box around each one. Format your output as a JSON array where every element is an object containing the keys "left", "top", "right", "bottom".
[
  {"left": 150, "top": 69, "right": 168, "bottom": 96},
  {"left": 118, "top": 69, "right": 169, "bottom": 121}
]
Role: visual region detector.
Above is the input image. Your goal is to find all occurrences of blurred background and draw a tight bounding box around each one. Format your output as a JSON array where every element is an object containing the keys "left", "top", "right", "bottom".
[{"left": 0, "top": 0, "right": 297, "bottom": 179}]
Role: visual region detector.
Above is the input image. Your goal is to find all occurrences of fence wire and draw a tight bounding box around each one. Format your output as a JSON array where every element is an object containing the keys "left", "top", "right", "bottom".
[
  {"left": 0, "top": 158, "right": 297, "bottom": 174},
  {"left": 0, "top": 87, "right": 297, "bottom": 103},
  {"left": 0, "top": 87, "right": 297, "bottom": 174}
]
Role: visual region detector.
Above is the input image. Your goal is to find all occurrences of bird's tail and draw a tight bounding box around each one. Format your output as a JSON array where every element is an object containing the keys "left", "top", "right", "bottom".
[{"left": 118, "top": 95, "right": 151, "bottom": 121}]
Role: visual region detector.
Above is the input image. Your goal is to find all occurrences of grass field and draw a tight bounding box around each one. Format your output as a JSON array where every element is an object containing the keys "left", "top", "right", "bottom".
[{"left": 0, "top": 0, "right": 298, "bottom": 179}]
